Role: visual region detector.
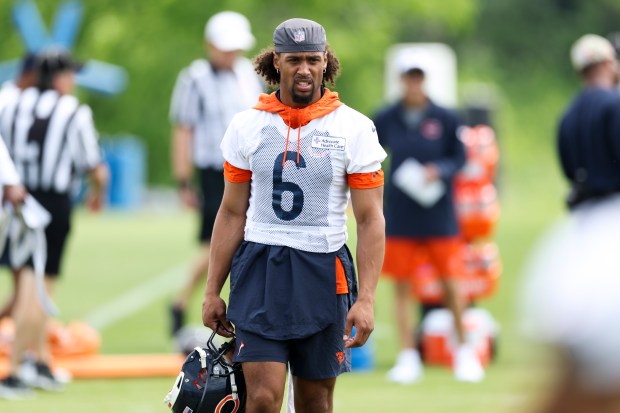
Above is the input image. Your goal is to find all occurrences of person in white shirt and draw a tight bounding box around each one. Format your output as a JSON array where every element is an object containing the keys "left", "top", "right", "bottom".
[{"left": 168, "top": 11, "right": 264, "bottom": 336}]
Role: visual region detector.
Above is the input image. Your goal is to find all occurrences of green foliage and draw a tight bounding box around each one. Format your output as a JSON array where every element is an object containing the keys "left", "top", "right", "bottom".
[
  {"left": 0, "top": 0, "right": 481, "bottom": 184},
  {"left": 1, "top": 0, "right": 617, "bottom": 187}
]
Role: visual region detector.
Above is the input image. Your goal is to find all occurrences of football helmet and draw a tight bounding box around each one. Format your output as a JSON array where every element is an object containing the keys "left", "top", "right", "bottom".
[{"left": 164, "top": 328, "right": 246, "bottom": 413}]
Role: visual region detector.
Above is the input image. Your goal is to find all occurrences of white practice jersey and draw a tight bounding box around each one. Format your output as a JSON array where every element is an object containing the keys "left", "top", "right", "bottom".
[
  {"left": 222, "top": 101, "right": 387, "bottom": 253},
  {"left": 169, "top": 58, "right": 264, "bottom": 170}
]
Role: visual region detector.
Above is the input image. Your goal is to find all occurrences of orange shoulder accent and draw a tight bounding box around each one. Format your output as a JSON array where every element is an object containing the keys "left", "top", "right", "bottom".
[
  {"left": 223, "top": 161, "right": 252, "bottom": 183},
  {"left": 336, "top": 256, "right": 349, "bottom": 294},
  {"left": 347, "top": 169, "right": 384, "bottom": 189}
]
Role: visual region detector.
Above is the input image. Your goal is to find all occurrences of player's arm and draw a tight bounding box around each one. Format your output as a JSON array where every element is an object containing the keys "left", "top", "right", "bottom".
[
  {"left": 202, "top": 178, "right": 250, "bottom": 337},
  {"left": 344, "top": 184, "right": 385, "bottom": 348},
  {"left": 171, "top": 125, "right": 198, "bottom": 209},
  {"left": 0, "top": 138, "right": 26, "bottom": 206},
  {"left": 85, "top": 163, "right": 109, "bottom": 212}
]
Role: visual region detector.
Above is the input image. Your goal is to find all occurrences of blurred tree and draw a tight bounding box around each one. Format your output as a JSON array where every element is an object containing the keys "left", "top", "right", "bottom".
[{"left": 1, "top": 0, "right": 617, "bottom": 184}]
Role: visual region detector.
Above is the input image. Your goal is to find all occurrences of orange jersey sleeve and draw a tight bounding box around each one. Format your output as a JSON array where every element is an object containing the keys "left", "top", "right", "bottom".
[
  {"left": 223, "top": 161, "right": 252, "bottom": 183},
  {"left": 347, "top": 169, "right": 384, "bottom": 189}
]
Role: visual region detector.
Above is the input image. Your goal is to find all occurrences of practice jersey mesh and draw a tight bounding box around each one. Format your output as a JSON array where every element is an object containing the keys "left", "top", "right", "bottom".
[{"left": 222, "top": 105, "right": 387, "bottom": 253}]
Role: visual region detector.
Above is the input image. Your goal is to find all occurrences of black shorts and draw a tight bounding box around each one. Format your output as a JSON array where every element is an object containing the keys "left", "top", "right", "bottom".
[
  {"left": 30, "top": 191, "right": 72, "bottom": 277},
  {"left": 198, "top": 168, "right": 225, "bottom": 242}
]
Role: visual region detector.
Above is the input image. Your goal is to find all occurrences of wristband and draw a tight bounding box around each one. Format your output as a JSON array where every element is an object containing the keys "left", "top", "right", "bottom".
[{"left": 177, "top": 179, "right": 192, "bottom": 190}]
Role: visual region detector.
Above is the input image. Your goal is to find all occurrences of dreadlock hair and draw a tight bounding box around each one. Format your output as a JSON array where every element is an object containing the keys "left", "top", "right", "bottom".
[{"left": 253, "top": 44, "right": 341, "bottom": 87}]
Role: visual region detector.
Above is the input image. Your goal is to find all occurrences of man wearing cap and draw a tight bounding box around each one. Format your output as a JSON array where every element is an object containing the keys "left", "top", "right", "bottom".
[
  {"left": 519, "top": 34, "right": 620, "bottom": 413},
  {"left": 558, "top": 34, "right": 620, "bottom": 209},
  {"left": 168, "top": 11, "right": 264, "bottom": 337},
  {"left": 0, "top": 48, "right": 108, "bottom": 398},
  {"left": 202, "top": 18, "right": 386, "bottom": 413},
  {"left": 373, "top": 49, "right": 484, "bottom": 383}
]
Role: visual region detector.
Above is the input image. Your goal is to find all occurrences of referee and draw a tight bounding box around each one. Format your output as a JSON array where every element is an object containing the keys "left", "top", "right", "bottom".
[
  {"left": 168, "top": 11, "right": 264, "bottom": 336},
  {"left": 0, "top": 49, "right": 108, "bottom": 398}
]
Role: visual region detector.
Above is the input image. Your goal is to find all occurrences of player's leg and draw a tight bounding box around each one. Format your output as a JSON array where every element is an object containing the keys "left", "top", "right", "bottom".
[
  {"left": 429, "top": 237, "right": 484, "bottom": 382},
  {"left": 383, "top": 238, "right": 423, "bottom": 383},
  {"left": 21, "top": 198, "right": 69, "bottom": 391},
  {"left": 242, "top": 361, "right": 287, "bottom": 413},
  {"left": 289, "top": 294, "right": 352, "bottom": 412},
  {"left": 0, "top": 269, "right": 20, "bottom": 319},
  {"left": 234, "top": 328, "right": 289, "bottom": 413},
  {"left": 293, "top": 376, "right": 336, "bottom": 413},
  {"left": 1, "top": 267, "right": 41, "bottom": 398}
]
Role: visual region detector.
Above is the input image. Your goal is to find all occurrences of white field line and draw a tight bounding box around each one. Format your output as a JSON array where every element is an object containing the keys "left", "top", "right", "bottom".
[{"left": 83, "top": 262, "right": 187, "bottom": 331}]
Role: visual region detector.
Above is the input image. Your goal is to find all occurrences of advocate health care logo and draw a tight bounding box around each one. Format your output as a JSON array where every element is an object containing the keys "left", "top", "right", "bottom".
[{"left": 293, "top": 29, "right": 305, "bottom": 42}]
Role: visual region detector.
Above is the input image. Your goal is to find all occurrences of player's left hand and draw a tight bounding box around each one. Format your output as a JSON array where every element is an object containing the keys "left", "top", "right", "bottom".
[{"left": 343, "top": 298, "right": 374, "bottom": 348}]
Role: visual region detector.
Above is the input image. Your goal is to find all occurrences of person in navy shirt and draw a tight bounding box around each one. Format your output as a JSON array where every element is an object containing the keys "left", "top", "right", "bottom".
[
  {"left": 374, "top": 49, "right": 484, "bottom": 383},
  {"left": 521, "top": 34, "right": 620, "bottom": 413},
  {"left": 558, "top": 34, "right": 620, "bottom": 209}
]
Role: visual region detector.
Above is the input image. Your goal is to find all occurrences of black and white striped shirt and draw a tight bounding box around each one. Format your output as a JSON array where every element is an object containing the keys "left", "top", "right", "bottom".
[
  {"left": 0, "top": 87, "right": 101, "bottom": 195},
  {"left": 169, "top": 58, "right": 264, "bottom": 170}
]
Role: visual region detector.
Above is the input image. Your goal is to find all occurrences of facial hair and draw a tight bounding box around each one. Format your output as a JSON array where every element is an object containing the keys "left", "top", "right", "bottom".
[{"left": 290, "top": 82, "right": 315, "bottom": 104}]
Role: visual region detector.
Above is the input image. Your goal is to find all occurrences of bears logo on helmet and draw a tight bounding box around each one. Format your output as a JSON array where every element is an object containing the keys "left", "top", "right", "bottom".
[{"left": 164, "top": 328, "right": 246, "bottom": 413}]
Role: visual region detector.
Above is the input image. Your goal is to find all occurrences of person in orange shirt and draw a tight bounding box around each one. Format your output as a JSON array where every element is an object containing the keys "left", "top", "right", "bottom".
[{"left": 374, "top": 49, "right": 483, "bottom": 383}]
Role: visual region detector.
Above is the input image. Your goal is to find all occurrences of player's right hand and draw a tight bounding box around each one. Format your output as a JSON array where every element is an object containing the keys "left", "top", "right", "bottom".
[{"left": 202, "top": 294, "right": 234, "bottom": 337}]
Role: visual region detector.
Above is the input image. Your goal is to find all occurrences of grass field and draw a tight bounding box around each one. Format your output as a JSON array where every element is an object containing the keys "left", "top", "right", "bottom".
[{"left": 0, "top": 158, "right": 566, "bottom": 413}]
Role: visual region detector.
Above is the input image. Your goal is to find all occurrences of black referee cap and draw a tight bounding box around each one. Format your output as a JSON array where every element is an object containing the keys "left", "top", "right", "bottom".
[{"left": 35, "top": 49, "right": 83, "bottom": 78}]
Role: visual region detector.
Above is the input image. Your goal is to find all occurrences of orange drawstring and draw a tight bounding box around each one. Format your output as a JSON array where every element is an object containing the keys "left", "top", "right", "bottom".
[
  {"left": 282, "top": 124, "right": 291, "bottom": 167},
  {"left": 283, "top": 108, "right": 303, "bottom": 167},
  {"left": 296, "top": 128, "right": 301, "bottom": 165}
]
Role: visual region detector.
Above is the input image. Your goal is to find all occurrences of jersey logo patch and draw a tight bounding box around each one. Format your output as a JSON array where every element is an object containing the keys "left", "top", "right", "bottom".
[
  {"left": 336, "top": 351, "right": 345, "bottom": 365},
  {"left": 311, "top": 135, "right": 346, "bottom": 151}
]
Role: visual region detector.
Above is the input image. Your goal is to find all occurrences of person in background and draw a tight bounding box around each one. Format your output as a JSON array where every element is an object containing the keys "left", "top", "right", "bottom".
[
  {"left": 521, "top": 33, "right": 620, "bottom": 413},
  {"left": 0, "top": 53, "right": 39, "bottom": 320},
  {"left": 168, "top": 11, "right": 264, "bottom": 337},
  {"left": 374, "top": 49, "right": 484, "bottom": 383},
  {"left": 0, "top": 49, "right": 108, "bottom": 398}
]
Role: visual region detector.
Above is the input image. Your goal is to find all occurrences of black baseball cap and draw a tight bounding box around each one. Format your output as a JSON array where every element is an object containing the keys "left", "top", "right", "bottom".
[
  {"left": 35, "top": 48, "right": 83, "bottom": 78},
  {"left": 273, "top": 18, "right": 326, "bottom": 53}
]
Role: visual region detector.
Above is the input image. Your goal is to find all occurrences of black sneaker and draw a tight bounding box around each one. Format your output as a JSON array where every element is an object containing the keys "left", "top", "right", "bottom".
[
  {"left": 170, "top": 304, "right": 185, "bottom": 337},
  {"left": 0, "top": 375, "right": 35, "bottom": 400},
  {"left": 19, "top": 362, "right": 64, "bottom": 392},
  {"left": 34, "top": 362, "right": 64, "bottom": 392}
]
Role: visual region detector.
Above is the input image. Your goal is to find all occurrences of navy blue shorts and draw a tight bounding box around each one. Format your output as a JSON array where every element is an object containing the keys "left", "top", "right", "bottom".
[
  {"left": 227, "top": 242, "right": 357, "bottom": 340},
  {"left": 234, "top": 293, "right": 352, "bottom": 380}
]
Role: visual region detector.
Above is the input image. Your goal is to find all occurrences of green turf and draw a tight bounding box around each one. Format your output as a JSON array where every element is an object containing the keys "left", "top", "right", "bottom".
[{"left": 0, "top": 166, "right": 565, "bottom": 412}]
